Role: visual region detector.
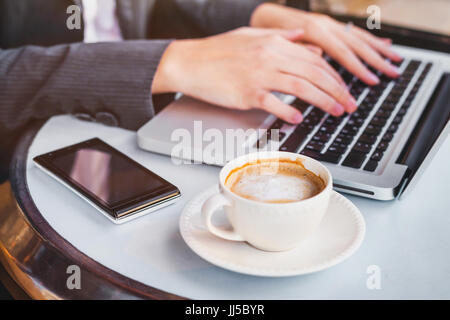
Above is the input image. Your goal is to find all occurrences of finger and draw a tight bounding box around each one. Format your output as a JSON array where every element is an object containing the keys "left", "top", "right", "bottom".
[
  {"left": 350, "top": 27, "right": 403, "bottom": 62},
  {"left": 244, "top": 27, "right": 305, "bottom": 42},
  {"left": 275, "top": 59, "right": 357, "bottom": 112},
  {"left": 319, "top": 34, "right": 380, "bottom": 85},
  {"left": 305, "top": 44, "right": 323, "bottom": 56},
  {"left": 277, "top": 40, "right": 345, "bottom": 86},
  {"left": 271, "top": 74, "right": 345, "bottom": 117},
  {"left": 254, "top": 90, "right": 304, "bottom": 124},
  {"left": 337, "top": 28, "right": 400, "bottom": 78}
]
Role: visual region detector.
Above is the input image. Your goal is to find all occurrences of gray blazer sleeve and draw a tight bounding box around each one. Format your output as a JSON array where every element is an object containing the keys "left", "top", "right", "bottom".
[
  {"left": 0, "top": 39, "right": 171, "bottom": 132},
  {"left": 149, "top": 0, "right": 270, "bottom": 38},
  {"left": 174, "top": 0, "right": 268, "bottom": 34}
]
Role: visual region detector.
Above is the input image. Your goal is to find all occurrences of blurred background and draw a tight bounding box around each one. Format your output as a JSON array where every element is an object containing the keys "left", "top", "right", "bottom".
[{"left": 311, "top": 0, "right": 450, "bottom": 35}]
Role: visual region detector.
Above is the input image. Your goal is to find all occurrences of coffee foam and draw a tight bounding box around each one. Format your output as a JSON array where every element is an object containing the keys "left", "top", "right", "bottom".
[{"left": 225, "top": 159, "right": 325, "bottom": 203}]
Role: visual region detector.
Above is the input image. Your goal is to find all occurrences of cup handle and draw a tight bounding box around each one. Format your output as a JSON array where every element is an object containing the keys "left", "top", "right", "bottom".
[{"left": 201, "top": 191, "right": 244, "bottom": 241}]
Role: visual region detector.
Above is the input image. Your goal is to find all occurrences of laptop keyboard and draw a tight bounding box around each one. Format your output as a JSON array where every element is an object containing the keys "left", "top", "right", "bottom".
[{"left": 259, "top": 58, "right": 433, "bottom": 172}]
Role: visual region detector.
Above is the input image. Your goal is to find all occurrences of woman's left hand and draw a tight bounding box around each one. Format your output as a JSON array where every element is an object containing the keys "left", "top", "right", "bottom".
[{"left": 251, "top": 3, "right": 403, "bottom": 86}]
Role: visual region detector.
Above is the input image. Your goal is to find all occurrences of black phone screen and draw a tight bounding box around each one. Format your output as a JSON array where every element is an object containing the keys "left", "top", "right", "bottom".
[{"left": 34, "top": 138, "right": 179, "bottom": 217}]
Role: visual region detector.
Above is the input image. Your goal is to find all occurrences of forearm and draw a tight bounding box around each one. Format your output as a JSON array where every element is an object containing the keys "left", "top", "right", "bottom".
[
  {"left": 0, "top": 40, "right": 171, "bottom": 135},
  {"left": 250, "top": 2, "right": 310, "bottom": 29}
]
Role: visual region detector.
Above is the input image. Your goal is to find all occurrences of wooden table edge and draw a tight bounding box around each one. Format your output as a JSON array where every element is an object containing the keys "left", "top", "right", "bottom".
[{"left": 0, "top": 122, "right": 185, "bottom": 300}]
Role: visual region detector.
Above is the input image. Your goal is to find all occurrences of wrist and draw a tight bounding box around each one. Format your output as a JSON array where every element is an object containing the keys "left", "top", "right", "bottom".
[{"left": 152, "top": 39, "right": 196, "bottom": 94}]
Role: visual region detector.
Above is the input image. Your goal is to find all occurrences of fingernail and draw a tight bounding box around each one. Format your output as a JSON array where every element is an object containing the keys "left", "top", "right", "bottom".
[
  {"left": 332, "top": 103, "right": 345, "bottom": 116},
  {"left": 292, "top": 112, "right": 303, "bottom": 124},
  {"left": 393, "top": 52, "right": 403, "bottom": 61},
  {"left": 347, "top": 97, "right": 357, "bottom": 112},
  {"left": 389, "top": 64, "right": 400, "bottom": 76},
  {"left": 368, "top": 73, "right": 380, "bottom": 85}
]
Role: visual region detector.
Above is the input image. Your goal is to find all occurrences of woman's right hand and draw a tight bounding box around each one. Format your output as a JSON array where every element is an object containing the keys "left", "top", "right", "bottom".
[{"left": 152, "top": 27, "right": 357, "bottom": 124}]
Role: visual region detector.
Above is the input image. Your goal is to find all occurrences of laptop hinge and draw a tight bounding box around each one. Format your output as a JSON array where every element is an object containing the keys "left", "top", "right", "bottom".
[
  {"left": 396, "top": 174, "right": 410, "bottom": 200},
  {"left": 396, "top": 73, "right": 450, "bottom": 198}
]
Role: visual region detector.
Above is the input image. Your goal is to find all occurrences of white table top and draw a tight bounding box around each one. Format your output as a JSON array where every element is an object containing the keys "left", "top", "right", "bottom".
[{"left": 26, "top": 115, "right": 450, "bottom": 299}]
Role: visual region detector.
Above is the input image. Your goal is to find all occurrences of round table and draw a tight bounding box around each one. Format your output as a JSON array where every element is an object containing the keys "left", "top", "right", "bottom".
[{"left": 2, "top": 115, "right": 450, "bottom": 299}]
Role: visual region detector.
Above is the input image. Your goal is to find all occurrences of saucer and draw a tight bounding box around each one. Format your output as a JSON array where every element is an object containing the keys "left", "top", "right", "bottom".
[{"left": 179, "top": 185, "right": 365, "bottom": 277}]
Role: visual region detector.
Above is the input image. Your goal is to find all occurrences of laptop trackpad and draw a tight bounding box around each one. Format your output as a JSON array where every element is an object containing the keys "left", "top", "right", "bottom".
[{"left": 155, "top": 96, "right": 270, "bottom": 133}]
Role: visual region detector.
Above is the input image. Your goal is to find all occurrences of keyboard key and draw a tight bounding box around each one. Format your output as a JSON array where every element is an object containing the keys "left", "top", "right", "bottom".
[
  {"left": 268, "top": 130, "right": 286, "bottom": 141},
  {"left": 303, "top": 116, "right": 320, "bottom": 126},
  {"left": 358, "top": 134, "right": 377, "bottom": 145},
  {"left": 319, "top": 125, "right": 337, "bottom": 134},
  {"left": 279, "top": 126, "right": 309, "bottom": 152},
  {"left": 300, "top": 149, "right": 342, "bottom": 164},
  {"left": 300, "top": 149, "right": 321, "bottom": 159},
  {"left": 342, "top": 71, "right": 353, "bottom": 83},
  {"left": 364, "top": 160, "right": 378, "bottom": 172},
  {"left": 350, "top": 110, "right": 369, "bottom": 119},
  {"left": 387, "top": 124, "right": 398, "bottom": 133},
  {"left": 379, "top": 74, "right": 392, "bottom": 85},
  {"left": 347, "top": 118, "right": 365, "bottom": 127},
  {"left": 384, "top": 95, "right": 399, "bottom": 104},
  {"left": 334, "top": 134, "right": 353, "bottom": 145},
  {"left": 328, "top": 59, "right": 341, "bottom": 72},
  {"left": 380, "top": 102, "right": 396, "bottom": 111},
  {"left": 350, "top": 85, "right": 364, "bottom": 97},
  {"left": 319, "top": 152, "right": 342, "bottom": 164},
  {"left": 309, "top": 108, "right": 325, "bottom": 118},
  {"left": 376, "top": 141, "right": 389, "bottom": 151},
  {"left": 353, "top": 142, "right": 372, "bottom": 154},
  {"left": 325, "top": 117, "right": 342, "bottom": 126},
  {"left": 370, "top": 116, "right": 387, "bottom": 127},
  {"left": 342, "top": 151, "right": 367, "bottom": 168},
  {"left": 341, "top": 125, "right": 359, "bottom": 136},
  {"left": 403, "top": 96, "right": 415, "bottom": 109},
  {"left": 328, "top": 145, "right": 347, "bottom": 154},
  {"left": 397, "top": 108, "right": 407, "bottom": 117},
  {"left": 371, "top": 151, "right": 384, "bottom": 161},
  {"left": 270, "top": 119, "right": 285, "bottom": 130},
  {"left": 364, "top": 124, "right": 382, "bottom": 136},
  {"left": 291, "top": 99, "right": 310, "bottom": 113},
  {"left": 312, "top": 131, "right": 332, "bottom": 142},
  {"left": 256, "top": 128, "right": 286, "bottom": 147},
  {"left": 375, "top": 109, "right": 392, "bottom": 119},
  {"left": 305, "top": 141, "right": 325, "bottom": 152},
  {"left": 382, "top": 132, "right": 394, "bottom": 142},
  {"left": 392, "top": 115, "right": 403, "bottom": 124}
]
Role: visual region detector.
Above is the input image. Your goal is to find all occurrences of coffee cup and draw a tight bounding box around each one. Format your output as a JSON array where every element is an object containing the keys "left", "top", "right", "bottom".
[{"left": 201, "top": 151, "right": 332, "bottom": 251}]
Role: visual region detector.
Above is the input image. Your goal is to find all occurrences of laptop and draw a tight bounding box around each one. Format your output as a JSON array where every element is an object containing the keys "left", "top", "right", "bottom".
[{"left": 137, "top": 44, "right": 450, "bottom": 200}]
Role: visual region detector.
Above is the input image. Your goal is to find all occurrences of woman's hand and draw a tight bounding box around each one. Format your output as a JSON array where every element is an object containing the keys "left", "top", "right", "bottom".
[
  {"left": 153, "top": 27, "right": 357, "bottom": 124},
  {"left": 251, "top": 3, "right": 403, "bottom": 85}
]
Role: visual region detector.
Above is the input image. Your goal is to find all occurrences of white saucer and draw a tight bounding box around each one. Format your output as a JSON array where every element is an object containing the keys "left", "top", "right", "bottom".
[{"left": 179, "top": 186, "right": 366, "bottom": 277}]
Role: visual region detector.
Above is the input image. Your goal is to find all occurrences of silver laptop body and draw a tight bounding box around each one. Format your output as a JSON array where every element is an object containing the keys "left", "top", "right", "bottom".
[{"left": 137, "top": 45, "right": 450, "bottom": 200}]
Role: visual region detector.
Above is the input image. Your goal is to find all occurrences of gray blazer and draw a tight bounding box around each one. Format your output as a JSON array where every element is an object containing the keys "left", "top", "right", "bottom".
[
  {"left": 0, "top": 0, "right": 266, "bottom": 179},
  {"left": 0, "top": 0, "right": 266, "bottom": 131}
]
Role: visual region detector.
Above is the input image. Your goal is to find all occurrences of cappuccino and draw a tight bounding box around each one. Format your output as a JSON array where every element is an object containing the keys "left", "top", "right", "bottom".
[{"left": 225, "top": 158, "right": 325, "bottom": 203}]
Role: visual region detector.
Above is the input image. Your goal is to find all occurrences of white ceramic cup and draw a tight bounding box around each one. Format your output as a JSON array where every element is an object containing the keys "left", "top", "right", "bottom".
[{"left": 201, "top": 151, "right": 332, "bottom": 252}]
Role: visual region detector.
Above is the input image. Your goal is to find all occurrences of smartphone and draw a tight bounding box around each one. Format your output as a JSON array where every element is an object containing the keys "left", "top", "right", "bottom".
[{"left": 33, "top": 138, "right": 181, "bottom": 224}]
